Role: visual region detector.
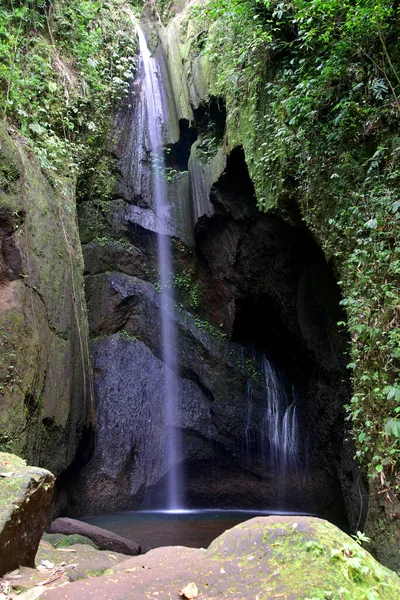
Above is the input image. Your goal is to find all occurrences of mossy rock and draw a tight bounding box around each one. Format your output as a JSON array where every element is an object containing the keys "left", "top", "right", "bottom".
[
  {"left": 0, "top": 452, "right": 54, "bottom": 576},
  {"left": 35, "top": 540, "right": 129, "bottom": 582},
  {"left": 207, "top": 516, "right": 400, "bottom": 599},
  {"left": 42, "top": 532, "right": 99, "bottom": 550},
  {"left": 34, "top": 516, "right": 400, "bottom": 600}
]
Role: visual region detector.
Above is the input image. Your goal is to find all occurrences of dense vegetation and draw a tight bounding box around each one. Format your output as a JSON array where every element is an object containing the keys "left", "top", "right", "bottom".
[
  {"left": 1, "top": 0, "right": 399, "bottom": 534},
  {"left": 0, "top": 0, "right": 138, "bottom": 182},
  {"left": 169, "top": 0, "right": 400, "bottom": 498}
]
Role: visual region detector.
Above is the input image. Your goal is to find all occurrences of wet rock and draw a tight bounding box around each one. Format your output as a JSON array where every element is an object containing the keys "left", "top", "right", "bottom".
[
  {"left": 48, "top": 518, "right": 140, "bottom": 556},
  {"left": 39, "top": 517, "right": 400, "bottom": 600},
  {"left": 0, "top": 452, "right": 54, "bottom": 576},
  {"left": 0, "top": 124, "right": 92, "bottom": 477}
]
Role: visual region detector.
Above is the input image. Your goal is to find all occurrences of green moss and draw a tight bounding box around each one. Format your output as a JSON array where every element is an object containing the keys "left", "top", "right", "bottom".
[
  {"left": 208, "top": 517, "right": 399, "bottom": 599},
  {"left": 43, "top": 533, "right": 99, "bottom": 549},
  {"left": 163, "top": 0, "right": 400, "bottom": 568}
]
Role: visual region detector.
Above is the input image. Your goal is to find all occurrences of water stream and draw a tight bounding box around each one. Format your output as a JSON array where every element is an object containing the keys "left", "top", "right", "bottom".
[
  {"left": 136, "top": 27, "right": 298, "bottom": 511},
  {"left": 136, "top": 26, "right": 183, "bottom": 510},
  {"left": 262, "top": 358, "right": 299, "bottom": 472}
]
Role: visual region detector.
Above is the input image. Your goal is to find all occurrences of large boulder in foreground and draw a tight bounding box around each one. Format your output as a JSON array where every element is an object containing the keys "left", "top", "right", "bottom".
[
  {"left": 41, "top": 516, "right": 400, "bottom": 600},
  {"left": 48, "top": 517, "right": 140, "bottom": 555},
  {"left": 0, "top": 452, "right": 54, "bottom": 576}
]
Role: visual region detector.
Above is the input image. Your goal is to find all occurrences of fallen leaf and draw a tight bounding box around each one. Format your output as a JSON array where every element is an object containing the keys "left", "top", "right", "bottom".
[
  {"left": 220, "top": 567, "right": 226, "bottom": 574},
  {"left": 178, "top": 582, "right": 198, "bottom": 599},
  {"left": 126, "top": 567, "right": 137, "bottom": 572},
  {"left": 41, "top": 560, "right": 54, "bottom": 570},
  {"left": 0, "top": 472, "right": 14, "bottom": 477}
]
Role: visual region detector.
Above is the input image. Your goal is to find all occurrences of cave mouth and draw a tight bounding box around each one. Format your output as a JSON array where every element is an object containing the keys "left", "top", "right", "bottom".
[{"left": 191, "top": 145, "right": 361, "bottom": 531}]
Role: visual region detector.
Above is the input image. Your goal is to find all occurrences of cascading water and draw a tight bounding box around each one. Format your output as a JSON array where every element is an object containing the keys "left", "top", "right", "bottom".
[
  {"left": 136, "top": 26, "right": 183, "bottom": 510},
  {"left": 262, "top": 358, "right": 299, "bottom": 472}
]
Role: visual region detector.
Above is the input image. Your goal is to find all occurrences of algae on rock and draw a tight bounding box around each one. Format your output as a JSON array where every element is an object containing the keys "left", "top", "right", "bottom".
[
  {"left": 0, "top": 125, "right": 93, "bottom": 476},
  {"left": 155, "top": 0, "right": 400, "bottom": 571}
]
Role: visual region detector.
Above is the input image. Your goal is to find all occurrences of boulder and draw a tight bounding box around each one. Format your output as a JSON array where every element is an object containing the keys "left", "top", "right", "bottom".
[
  {"left": 48, "top": 517, "right": 140, "bottom": 555},
  {"left": 39, "top": 516, "right": 400, "bottom": 600},
  {"left": 2, "top": 539, "right": 129, "bottom": 597},
  {"left": 0, "top": 452, "right": 54, "bottom": 576}
]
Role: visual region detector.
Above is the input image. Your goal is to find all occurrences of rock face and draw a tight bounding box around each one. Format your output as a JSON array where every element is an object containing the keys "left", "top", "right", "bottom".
[
  {"left": 66, "top": 26, "right": 364, "bottom": 530},
  {"left": 0, "top": 452, "right": 54, "bottom": 576},
  {"left": 48, "top": 517, "right": 140, "bottom": 555},
  {"left": 0, "top": 125, "right": 93, "bottom": 476},
  {"left": 40, "top": 516, "right": 400, "bottom": 600}
]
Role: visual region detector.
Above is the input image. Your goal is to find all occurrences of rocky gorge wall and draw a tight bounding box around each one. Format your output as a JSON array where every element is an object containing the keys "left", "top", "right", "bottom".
[
  {"left": 60, "top": 20, "right": 367, "bottom": 539},
  {"left": 0, "top": 124, "right": 93, "bottom": 477},
  {"left": 1, "top": 0, "right": 396, "bottom": 573},
  {"left": 155, "top": 0, "right": 400, "bottom": 570}
]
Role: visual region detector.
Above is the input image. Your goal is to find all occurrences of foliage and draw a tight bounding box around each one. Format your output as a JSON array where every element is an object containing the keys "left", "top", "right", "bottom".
[
  {"left": 0, "top": 0, "right": 139, "bottom": 178},
  {"left": 155, "top": 267, "right": 201, "bottom": 310},
  {"left": 185, "top": 0, "right": 400, "bottom": 494},
  {"left": 174, "top": 268, "right": 200, "bottom": 309},
  {"left": 0, "top": 428, "right": 13, "bottom": 452}
]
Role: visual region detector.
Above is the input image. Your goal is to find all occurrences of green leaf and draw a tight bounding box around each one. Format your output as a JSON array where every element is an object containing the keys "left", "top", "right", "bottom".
[{"left": 385, "top": 418, "right": 400, "bottom": 438}]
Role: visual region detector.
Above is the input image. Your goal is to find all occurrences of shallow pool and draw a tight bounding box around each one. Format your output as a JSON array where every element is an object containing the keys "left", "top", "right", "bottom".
[{"left": 80, "top": 509, "right": 312, "bottom": 550}]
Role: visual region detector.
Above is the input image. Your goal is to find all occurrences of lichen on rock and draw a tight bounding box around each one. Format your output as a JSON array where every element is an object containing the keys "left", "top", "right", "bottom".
[{"left": 0, "top": 452, "right": 54, "bottom": 576}]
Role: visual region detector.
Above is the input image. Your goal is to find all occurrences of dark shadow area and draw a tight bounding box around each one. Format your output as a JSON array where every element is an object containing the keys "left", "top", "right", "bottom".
[
  {"left": 164, "top": 119, "right": 198, "bottom": 171},
  {"left": 193, "top": 145, "right": 367, "bottom": 532},
  {"left": 193, "top": 96, "right": 226, "bottom": 143},
  {"left": 50, "top": 425, "right": 96, "bottom": 520}
]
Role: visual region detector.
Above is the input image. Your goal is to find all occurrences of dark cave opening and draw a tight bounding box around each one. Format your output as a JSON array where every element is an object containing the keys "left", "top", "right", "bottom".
[
  {"left": 164, "top": 119, "right": 198, "bottom": 171},
  {"left": 193, "top": 96, "right": 227, "bottom": 143},
  {"left": 192, "top": 145, "right": 365, "bottom": 530}
]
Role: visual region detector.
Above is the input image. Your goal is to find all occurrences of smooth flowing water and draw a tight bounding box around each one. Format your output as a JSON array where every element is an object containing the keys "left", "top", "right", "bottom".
[
  {"left": 136, "top": 27, "right": 298, "bottom": 510},
  {"left": 136, "top": 27, "right": 183, "bottom": 510},
  {"left": 262, "top": 358, "right": 299, "bottom": 471}
]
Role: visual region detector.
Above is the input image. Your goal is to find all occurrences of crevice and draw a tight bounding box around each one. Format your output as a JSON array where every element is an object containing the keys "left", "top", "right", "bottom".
[{"left": 164, "top": 119, "right": 198, "bottom": 171}]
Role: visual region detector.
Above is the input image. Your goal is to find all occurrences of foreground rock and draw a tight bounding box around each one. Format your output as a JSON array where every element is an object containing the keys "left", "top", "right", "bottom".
[
  {"left": 1, "top": 537, "right": 129, "bottom": 598},
  {"left": 48, "top": 518, "right": 140, "bottom": 555},
  {"left": 40, "top": 516, "right": 399, "bottom": 600},
  {"left": 0, "top": 452, "right": 54, "bottom": 576}
]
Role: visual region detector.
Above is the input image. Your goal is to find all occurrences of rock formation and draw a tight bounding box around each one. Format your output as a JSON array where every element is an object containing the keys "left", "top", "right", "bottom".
[{"left": 0, "top": 452, "right": 54, "bottom": 576}]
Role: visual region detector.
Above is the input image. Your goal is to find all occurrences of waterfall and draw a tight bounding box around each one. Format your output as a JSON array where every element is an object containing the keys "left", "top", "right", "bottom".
[
  {"left": 136, "top": 27, "right": 183, "bottom": 510},
  {"left": 262, "top": 358, "right": 299, "bottom": 472}
]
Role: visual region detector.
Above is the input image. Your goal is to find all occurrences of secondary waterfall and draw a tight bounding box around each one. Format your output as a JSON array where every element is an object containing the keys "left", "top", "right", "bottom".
[
  {"left": 262, "top": 358, "right": 298, "bottom": 471},
  {"left": 136, "top": 26, "right": 183, "bottom": 510}
]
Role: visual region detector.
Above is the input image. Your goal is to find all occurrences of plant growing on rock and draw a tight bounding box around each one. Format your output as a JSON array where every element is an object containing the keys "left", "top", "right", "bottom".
[{"left": 182, "top": 0, "right": 400, "bottom": 506}]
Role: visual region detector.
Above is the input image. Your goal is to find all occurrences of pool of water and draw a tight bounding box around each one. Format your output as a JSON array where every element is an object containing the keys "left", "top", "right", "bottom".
[{"left": 81, "top": 509, "right": 312, "bottom": 550}]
